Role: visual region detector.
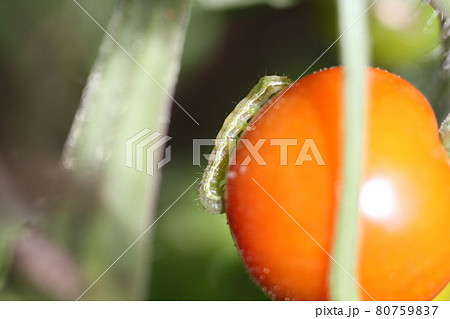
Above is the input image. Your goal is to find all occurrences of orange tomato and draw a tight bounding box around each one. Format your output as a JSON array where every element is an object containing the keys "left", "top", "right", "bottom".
[{"left": 225, "top": 67, "right": 450, "bottom": 300}]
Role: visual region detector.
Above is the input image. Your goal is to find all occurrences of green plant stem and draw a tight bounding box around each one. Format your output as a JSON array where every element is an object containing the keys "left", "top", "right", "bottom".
[
  {"left": 330, "top": 0, "right": 370, "bottom": 301},
  {"left": 431, "top": 0, "right": 450, "bottom": 158},
  {"left": 439, "top": 113, "right": 450, "bottom": 157},
  {"left": 418, "top": 0, "right": 450, "bottom": 302},
  {"left": 430, "top": 0, "right": 450, "bottom": 18},
  {"left": 429, "top": 0, "right": 450, "bottom": 301},
  {"left": 63, "top": 0, "right": 192, "bottom": 300}
]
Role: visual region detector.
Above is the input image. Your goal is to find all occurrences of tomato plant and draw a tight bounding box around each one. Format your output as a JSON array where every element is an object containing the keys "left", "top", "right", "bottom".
[{"left": 225, "top": 67, "right": 450, "bottom": 301}]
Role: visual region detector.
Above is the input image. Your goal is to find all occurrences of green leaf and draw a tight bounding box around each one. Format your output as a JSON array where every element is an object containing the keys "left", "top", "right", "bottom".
[{"left": 63, "top": 0, "right": 193, "bottom": 300}]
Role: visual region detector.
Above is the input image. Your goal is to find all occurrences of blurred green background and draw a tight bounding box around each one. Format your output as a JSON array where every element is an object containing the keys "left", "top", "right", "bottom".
[{"left": 0, "top": 0, "right": 448, "bottom": 300}]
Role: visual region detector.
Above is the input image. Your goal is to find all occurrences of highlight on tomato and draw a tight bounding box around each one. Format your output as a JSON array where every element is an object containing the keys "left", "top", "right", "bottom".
[{"left": 225, "top": 67, "right": 450, "bottom": 301}]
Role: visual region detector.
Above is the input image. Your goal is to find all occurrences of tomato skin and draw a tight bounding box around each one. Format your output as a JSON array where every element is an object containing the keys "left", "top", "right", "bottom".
[{"left": 225, "top": 67, "right": 450, "bottom": 301}]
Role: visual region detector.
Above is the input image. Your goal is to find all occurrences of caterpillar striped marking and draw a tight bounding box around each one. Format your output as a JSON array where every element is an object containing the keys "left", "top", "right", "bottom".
[{"left": 198, "top": 75, "right": 292, "bottom": 214}]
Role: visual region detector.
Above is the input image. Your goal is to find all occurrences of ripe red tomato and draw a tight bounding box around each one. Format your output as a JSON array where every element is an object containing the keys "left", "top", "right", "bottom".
[{"left": 225, "top": 67, "right": 450, "bottom": 301}]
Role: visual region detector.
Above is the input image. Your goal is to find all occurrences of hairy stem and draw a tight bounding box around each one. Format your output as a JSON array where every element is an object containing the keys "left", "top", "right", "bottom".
[
  {"left": 439, "top": 113, "right": 450, "bottom": 157},
  {"left": 430, "top": 0, "right": 450, "bottom": 18}
]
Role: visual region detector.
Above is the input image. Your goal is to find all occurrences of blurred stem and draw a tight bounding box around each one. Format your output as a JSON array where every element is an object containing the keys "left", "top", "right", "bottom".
[
  {"left": 430, "top": 0, "right": 450, "bottom": 18},
  {"left": 431, "top": 0, "right": 450, "bottom": 301},
  {"left": 440, "top": 113, "right": 450, "bottom": 157},
  {"left": 330, "top": 0, "right": 370, "bottom": 301},
  {"left": 427, "top": 0, "right": 450, "bottom": 301},
  {"left": 0, "top": 162, "right": 34, "bottom": 293},
  {"left": 433, "top": 0, "right": 450, "bottom": 158},
  {"left": 63, "top": 0, "right": 192, "bottom": 300}
]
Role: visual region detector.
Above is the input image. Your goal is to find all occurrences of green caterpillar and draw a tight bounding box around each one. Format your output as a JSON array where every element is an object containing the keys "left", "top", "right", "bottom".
[{"left": 199, "top": 76, "right": 292, "bottom": 214}]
